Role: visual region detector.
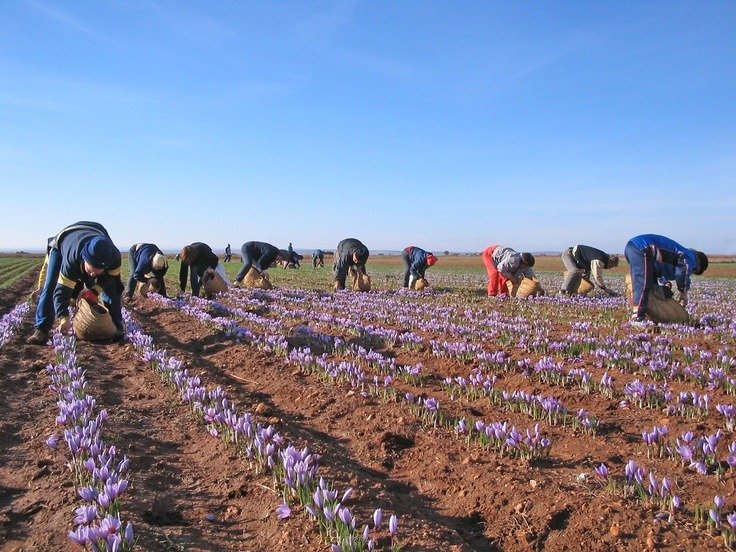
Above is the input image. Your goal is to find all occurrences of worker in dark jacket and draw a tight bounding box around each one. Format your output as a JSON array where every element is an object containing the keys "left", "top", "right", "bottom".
[
  {"left": 125, "top": 243, "right": 168, "bottom": 299},
  {"left": 235, "top": 241, "right": 284, "bottom": 283},
  {"left": 179, "top": 242, "right": 219, "bottom": 296},
  {"left": 28, "top": 221, "right": 124, "bottom": 344},
  {"left": 312, "top": 249, "right": 325, "bottom": 268},
  {"left": 224, "top": 244, "right": 232, "bottom": 262},
  {"left": 560, "top": 245, "right": 618, "bottom": 295},
  {"left": 402, "top": 246, "right": 437, "bottom": 288},
  {"left": 333, "top": 238, "right": 369, "bottom": 290},
  {"left": 624, "top": 234, "right": 708, "bottom": 323}
]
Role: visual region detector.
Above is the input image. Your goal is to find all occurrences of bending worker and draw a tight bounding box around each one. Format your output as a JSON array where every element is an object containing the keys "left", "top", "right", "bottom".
[
  {"left": 560, "top": 244, "right": 619, "bottom": 295},
  {"left": 333, "top": 238, "right": 369, "bottom": 291},
  {"left": 235, "top": 241, "right": 284, "bottom": 283},
  {"left": 179, "top": 242, "right": 219, "bottom": 296},
  {"left": 28, "top": 221, "right": 124, "bottom": 344},
  {"left": 126, "top": 243, "right": 168, "bottom": 299},
  {"left": 312, "top": 249, "right": 325, "bottom": 268},
  {"left": 481, "top": 245, "right": 536, "bottom": 297},
  {"left": 624, "top": 234, "right": 708, "bottom": 324},
  {"left": 402, "top": 245, "right": 437, "bottom": 288}
]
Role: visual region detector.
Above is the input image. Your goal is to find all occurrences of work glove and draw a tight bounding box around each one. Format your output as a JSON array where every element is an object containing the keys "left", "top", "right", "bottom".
[
  {"left": 58, "top": 316, "right": 70, "bottom": 334},
  {"left": 260, "top": 269, "right": 270, "bottom": 281}
]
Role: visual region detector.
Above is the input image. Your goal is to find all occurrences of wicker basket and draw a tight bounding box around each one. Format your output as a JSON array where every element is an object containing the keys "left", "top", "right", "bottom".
[
  {"left": 244, "top": 267, "right": 273, "bottom": 290},
  {"left": 412, "top": 278, "right": 428, "bottom": 291},
  {"left": 73, "top": 299, "right": 118, "bottom": 342},
  {"left": 506, "top": 277, "right": 541, "bottom": 298},
  {"left": 202, "top": 268, "right": 228, "bottom": 297},
  {"left": 353, "top": 272, "right": 371, "bottom": 292},
  {"left": 625, "top": 274, "right": 690, "bottom": 323},
  {"left": 577, "top": 278, "right": 594, "bottom": 295}
]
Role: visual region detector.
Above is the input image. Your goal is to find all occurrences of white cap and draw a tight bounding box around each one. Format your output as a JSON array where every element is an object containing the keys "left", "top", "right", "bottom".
[{"left": 152, "top": 252, "right": 167, "bottom": 271}]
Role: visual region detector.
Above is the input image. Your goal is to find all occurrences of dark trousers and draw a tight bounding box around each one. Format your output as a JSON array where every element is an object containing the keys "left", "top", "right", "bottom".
[
  {"left": 236, "top": 246, "right": 253, "bottom": 282},
  {"left": 625, "top": 241, "right": 655, "bottom": 319}
]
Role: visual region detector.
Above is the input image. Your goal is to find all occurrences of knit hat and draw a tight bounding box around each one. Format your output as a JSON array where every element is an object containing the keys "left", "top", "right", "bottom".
[
  {"left": 151, "top": 252, "right": 167, "bottom": 271},
  {"left": 81, "top": 236, "right": 115, "bottom": 269},
  {"left": 426, "top": 254, "right": 437, "bottom": 266},
  {"left": 693, "top": 250, "right": 708, "bottom": 275}
]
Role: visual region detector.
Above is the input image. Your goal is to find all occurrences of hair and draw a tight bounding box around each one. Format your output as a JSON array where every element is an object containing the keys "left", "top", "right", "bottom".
[
  {"left": 608, "top": 254, "right": 620, "bottom": 268},
  {"left": 520, "top": 252, "right": 535, "bottom": 268},
  {"left": 694, "top": 250, "right": 709, "bottom": 275},
  {"left": 179, "top": 246, "right": 190, "bottom": 262}
]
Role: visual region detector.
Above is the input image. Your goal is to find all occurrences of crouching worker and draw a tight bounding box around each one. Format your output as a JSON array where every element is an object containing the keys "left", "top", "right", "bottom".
[
  {"left": 179, "top": 242, "right": 220, "bottom": 296},
  {"left": 481, "top": 245, "right": 537, "bottom": 297},
  {"left": 560, "top": 245, "right": 619, "bottom": 296},
  {"left": 624, "top": 234, "right": 708, "bottom": 324},
  {"left": 235, "top": 241, "right": 284, "bottom": 284},
  {"left": 402, "top": 246, "right": 437, "bottom": 289},
  {"left": 126, "top": 243, "right": 168, "bottom": 299},
  {"left": 334, "top": 238, "right": 370, "bottom": 291},
  {"left": 28, "top": 221, "right": 124, "bottom": 345}
]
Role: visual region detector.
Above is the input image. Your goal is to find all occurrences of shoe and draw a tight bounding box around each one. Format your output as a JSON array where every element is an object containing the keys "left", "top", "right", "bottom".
[
  {"left": 629, "top": 316, "right": 648, "bottom": 327},
  {"left": 27, "top": 329, "right": 49, "bottom": 345}
]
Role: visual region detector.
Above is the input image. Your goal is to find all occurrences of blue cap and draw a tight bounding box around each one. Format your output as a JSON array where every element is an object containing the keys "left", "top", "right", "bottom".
[{"left": 81, "top": 236, "right": 114, "bottom": 269}]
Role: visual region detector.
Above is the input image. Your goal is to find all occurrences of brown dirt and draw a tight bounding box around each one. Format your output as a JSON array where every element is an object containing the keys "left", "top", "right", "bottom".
[{"left": 0, "top": 269, "right": 731, "bottom": 551}]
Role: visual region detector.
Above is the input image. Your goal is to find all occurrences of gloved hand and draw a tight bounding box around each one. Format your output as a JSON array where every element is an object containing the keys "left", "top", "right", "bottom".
[
  {"left": 679, "top": 291, "right": 688, "bottom": 307},
  {"left": 332, "top": 281, "right": 341, "bottom": 292},
  {"left": 29, "top": 288, "right": 41, "bottom": 301},
  {"left": 80, "top": 289, "right": 99, "bottom": 304},
  {"left": 58, "top": 316, "right": 70, "bottom": 333},
  {"left": 260, "top": 269, "right": 270, "bottom": 281}
]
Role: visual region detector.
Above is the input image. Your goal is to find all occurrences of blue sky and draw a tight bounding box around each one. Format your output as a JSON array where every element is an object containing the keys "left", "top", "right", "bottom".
[{"left": 1, "top": 1, "right": 735, "bottom": 254}]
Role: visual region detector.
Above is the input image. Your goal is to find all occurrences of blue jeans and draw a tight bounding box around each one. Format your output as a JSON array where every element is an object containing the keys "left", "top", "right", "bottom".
[
  {"left": 624, "top": 241, "right": 655, "bottom": 319},
  {"left": 35, "top": 249, "right": 62, "bottom": 332}
]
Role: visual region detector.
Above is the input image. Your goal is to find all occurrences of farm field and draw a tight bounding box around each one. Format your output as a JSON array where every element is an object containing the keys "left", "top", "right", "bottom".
[{"left": 2, "top": 254, "right": 736, "bottom": 551}]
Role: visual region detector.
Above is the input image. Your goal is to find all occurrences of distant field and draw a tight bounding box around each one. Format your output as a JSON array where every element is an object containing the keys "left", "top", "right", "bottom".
[{"left": 0, "top": 256, "right": 42, "bottom": 290}]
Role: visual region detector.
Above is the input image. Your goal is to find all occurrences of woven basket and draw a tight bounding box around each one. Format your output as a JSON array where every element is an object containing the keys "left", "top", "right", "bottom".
[
  {"left": 412, "top": 278, "right": 428, "bottom": 291},
  {"left": 353, "top": 272, "right": 371, "bottom": 292},
  {"left": 244, "top": 267, "right": 273, "bottom": 290},
  {"left": 506, "top": 277, "right": 541, "bottom": 299},
  {"left": 625, "top": 274, "right": 689, "bottom": 323},
  {"left": 577, "top": 278, "right": 594, "bottom": 295},
  {"left": 202, "top": 268, "right": 228, "bottom": 297},
  {"left": 73, "top": 299, "right": 118, "bottom": 342}
]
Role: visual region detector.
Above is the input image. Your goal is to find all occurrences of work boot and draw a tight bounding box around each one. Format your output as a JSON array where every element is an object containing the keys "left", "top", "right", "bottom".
[{"left": 27, "top": 329, "right": 49, "bottom": 345}]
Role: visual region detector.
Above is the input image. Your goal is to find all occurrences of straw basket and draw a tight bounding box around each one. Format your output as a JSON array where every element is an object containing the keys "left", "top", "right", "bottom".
[
  {"left": 577, "top": 278, "right": 594, "bottom": 295},
  {"left": 244, "top": 267, "right": 273, "bottom": 290},
  {"left": 202, "top": 268, "right": 228, "bottom": 297},
  {"left": 353, "top": 272, "right": 372, "bottom": 292},
  {"left": 624, "top": 274, "right": 690, "bottom": 323},
  {"left": 412, "top": 278, "right": 428, "bottom": 291},
  {"left": 73, "top": 299, "right": 118, "bottom": 342},
  {"left": 507, "top": 277, "right": 541, "bottom": 299}
]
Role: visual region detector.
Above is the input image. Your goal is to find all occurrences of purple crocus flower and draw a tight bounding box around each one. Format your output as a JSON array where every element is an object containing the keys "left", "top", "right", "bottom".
[
  {"left": 276, "top": 503, "right": 291, "bottom": 520},
  {"left": 46, "top": 433, "right": 59, "bottom": 450},
  {"left": 389, "top": 514, "right": 398, "bottom": 536},
  {"left": 373, "top": 508, "right": 382, "bottom": 529}
]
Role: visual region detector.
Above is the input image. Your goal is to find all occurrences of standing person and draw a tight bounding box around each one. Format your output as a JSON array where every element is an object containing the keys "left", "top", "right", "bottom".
[
  {"left": 224, "top": 243, "right": 232, "bottom": 262},
  {"left": 402, "top": 246, "right": 438, "bottom": 288},
  {"left": 179, "top": 242, "right": 219, "bottom": 296},
  {"left": 560, "top": 245, "right": 619, "bottom": 296},
  {"left": 624, "top": 234, "right": 708, "bottom": 323},
  {"left": 28, "top": 221, "right": 124, "bottom": 344},
  {"left": 333, "top": 238, "right": 369, "bottom": 291},
  {"left": 235, "top": 241, "right": 285, "bottom": 283},
  {"left": 481, "top": 245, "right": 536, "bottom": 297},
  {"left": 125, "top": 243, "right": 168, "bottom": 299},
  {"left": 312, "top": 249, "right": 325, "bottom": 268}
]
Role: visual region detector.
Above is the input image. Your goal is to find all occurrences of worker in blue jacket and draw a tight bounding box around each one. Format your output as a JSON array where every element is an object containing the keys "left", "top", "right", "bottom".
[
  {"left": 28, "top": 221, "right": 124, "bottom": 344},
  {"left": 235, "top": 241, "right": 285, "bottom": 283},
  {"left": 402, "top": 246, "right": 438, "bottom": 288},
  {"left": 179, "top": 242, "right": 219, "bottom": 296},
  {"left": 312, "top": 249, "right": 325, "bottom": 268},
  {"left": 624, "top": 234, "right": 708, "bottom": 323},
  {"left": 125, "top": 243, "right": 168, "bottom": 299},
  {"left": 333, "top": 238, "right": 369, "bottom": 290}
]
